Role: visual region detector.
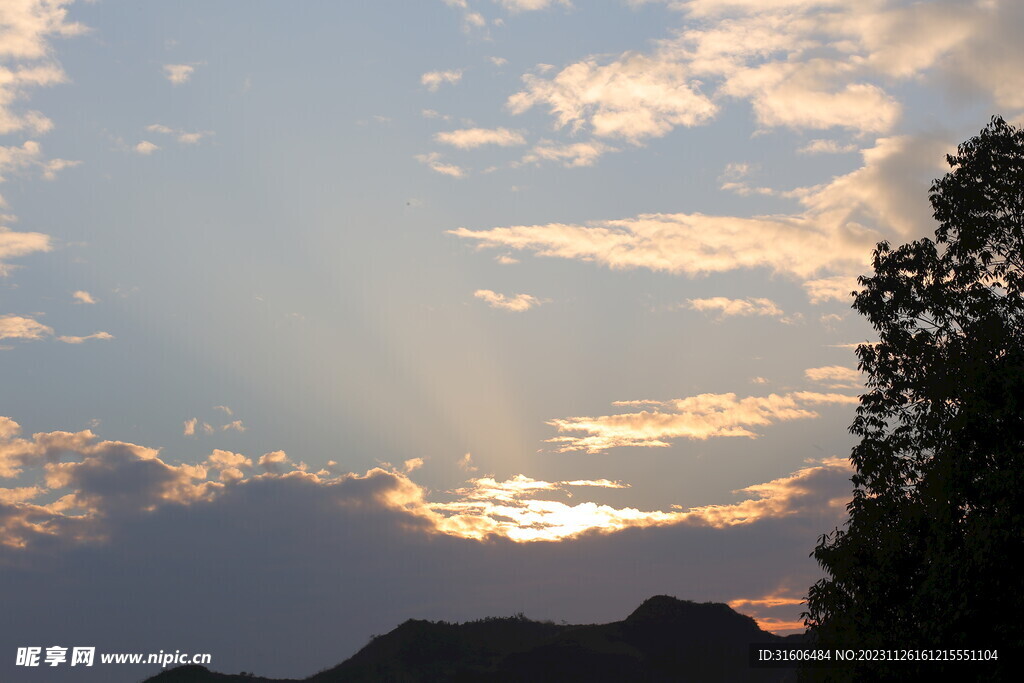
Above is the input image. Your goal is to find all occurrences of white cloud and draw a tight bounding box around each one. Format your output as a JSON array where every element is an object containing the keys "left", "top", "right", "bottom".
[
  {"left": 547, "top": 391, "right": 859, "bottom": 453},
  {"left": 183, "top": 418, "right": 197, "bottom": 437},
  {"left": 421, "top": 69, "right": 463, "bottom": 91},
  {"left": 721, "top": 61, "right": 901, "bottom": 134},
  {"left": 495, "top": 0, "right": 572, "bottom": 12},
  {"left": 434, "top": 127, "right": 526, "bottom": 149},
  {"left": 415, "top": 152, "right": 466, "bottom": 178},
  {"left": 802, "top": 275, "right": 858, "bottom": 304},
  {"left": 258, "top": 450, "right": 289, "bottom": 473},
  {"left": 508, "top": 53, "right": 717, "bottom": 144},
  {"left": 0, "top": 314, "right": 52, "bottom": 341},
  {"left": 0, "top": 0, "right": 85, "bottom": 60},
  {"left": 0, "top": 0, "right": 82, "bottom": 135},
  {"left": 799, "top": 139, "right": 857, "bottom": 155},
  {"left": 519, "top": 140, "right": 614, "bottom": 167},
  {"left": 177, "top": 131, "right": 208, "bottom": 144},
  {"left": 451, "top": 211, "right": 867, "bottom": 281},
  {"left": 134, "top": 141, "right": 160, "bottom": 155},
  {"left": 497, "top": 0, "right": 1024, "bottom": 165},
  {"left": 717, "top": 162, "right": 776, "bottom": 196},
  {"left": 686, "top": 297, "right": 784, "bottom": 320},
  {"left": 457, "top": 452, "right": 478, "bottom": 472},
  {"left": 221, "top": 420, "right": 246, "bottom": 432},
  {"left": 420, "top": 109, "right": 451, "bottom": 121},
  {"left": 55, "top": 331, "right": 113, "bottom": 344},
  {"left": 0, "top": 226, "right": 50, "bottom": 276},
  {"left": 146, "top": 123, "right": 212, "bottom": 145},
  {"left": 1, "top": 140, "right": 77, "bottom": 184},
  {"left": 804, "top": 365, "right": 861, "bottom": 389},
  {"left": 163, "top": 63, "right": 195, "bottom": 85},
  {"left": 452, "top": 133, "right": 952, "bottom": 296},
  {"left": 72, "top": 290, "right": 96, "bottom": 304},
  {"left": 473, "top": 289, "right": 544, "bottom": 312}
]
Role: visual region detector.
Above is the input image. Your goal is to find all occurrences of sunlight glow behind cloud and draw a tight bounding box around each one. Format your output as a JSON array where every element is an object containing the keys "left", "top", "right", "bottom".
[{"left": 1, "top": 417, "right": 851, "bottom": 547}]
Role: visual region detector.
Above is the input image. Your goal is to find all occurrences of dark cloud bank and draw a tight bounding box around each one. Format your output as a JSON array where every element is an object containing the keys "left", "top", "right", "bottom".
[{"left": 1, "top": 420, "right": 849, "bottom": 681}]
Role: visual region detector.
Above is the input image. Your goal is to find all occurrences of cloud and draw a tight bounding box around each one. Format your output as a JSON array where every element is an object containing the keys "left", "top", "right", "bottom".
[
  {"left": 495, "top": 0, "right": 572, "bottom": 12},
  {"left": 802, "top": 275, "right": 858, "bottom": 304},
  {"left": 146, "top": 123, "right": 212, "bottom": 145},
  {"left": 721, "top": 62, "right": 901, "bottom": 134},
  {"left": 0, "top": 0, "right": 86, "bottom": 60},
  {"left": 55, "top": 331, "right": 113, "bottom": 344},
  {"left": 519, "top": 140, "right": 614, "bottom": 167},
  {"left": 0, "top": 313, "right": 52, "bottom": 341},
  {"left": 546, "top": 391, "right": 859, "bottom": 453},
  {"left": 421, "top": 69, "right": 463, "bottom": 91},
  {"left": 213, "top": 405, "right": 233, "bottom": 416},
  {"left": 457, "top": 452, "right": 478, "bottom": 472},
  {"left": 451, "top": 133, "right": 952, "bottom": 295},
  {"left": 258, "top": 450, "right": 289, "bottom": 473},
  {"left": 0, "top": 226, "right": 50, "bottom": 276},
  {"left": 686, "top": 297, "right": 784, "bottom": 320},
  {"left": 717, "top": 162, "right": 775, "bottom": 197},
  {"left": 1, "top": 140, "right": 77, "bottom": 186},
  {"left": 163, "top": 63, "right": 195, "bottom": 84},
  {"left": 429, "top": 474, "right": 680, "bottom": 542},
  {"left": 415, "top": 152, "right": 466, "bottom": 178},
  {"left": 434, "top": 127, "right": 526, "bottom": 149},
  {"left": 206, "top": 449, "right": 253, "bottom": 483},
  {"left": 1, "top": 416, "right": 849, "bottom": 545},
  {"left": 0, "top": 416, "right": 853, "bottom": 679},
  {"left": 678, "top": 456, "right": 851, "bottom": 528},
  {"left": 799, "top": 139, "right": 857, "bottom": 155},
  {"left": 451, "top": 211, "right": 865, "bottom": 281},
  {"left": 489, "top": 0, "right": 1024, "bottom": 184},
  {"left": 134, "top": 140, "right": 160, "bottom": 155},
  {"left": 71, "top": 290, "right": 96, "bottom": 304},
  {"left": 0, "top": 0, "right": 83, "bottom": 135},
  {"left": 508, "top": 53, "right": 717, "bottom": 144},
  {"left": 183, "top": 418, "right": 197, "bottom": 437},
  {"left": 442, "top": 1, "right": 488, "bottom": 34},
  {"left": 473, "top": 289, "right": 544, "bottom": 312},
  {"left": 39, "top": 155, "right": 79, "bottom": 179},
  {"left": 804, "top": 365, "right": 861, "bottom": 389},
  {"left": 221, "top": 420, "right": 246, "bottom": 432}
]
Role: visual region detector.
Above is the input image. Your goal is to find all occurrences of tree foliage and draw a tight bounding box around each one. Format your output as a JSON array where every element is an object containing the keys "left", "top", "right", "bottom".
[{"left": 804, "top": 116, "right": 1024, "bottom": 680}]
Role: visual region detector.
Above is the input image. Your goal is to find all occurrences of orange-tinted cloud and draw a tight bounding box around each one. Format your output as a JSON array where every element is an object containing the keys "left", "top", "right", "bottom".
[
  {"left": 450, "top": 134, "right": 950, "bottom": 294},
  {"left": 1, "top": 416, "right": 852, "bottom": 548},
  {"left": 547, "top": 392, "right": 859, "bottom": 453},
  {"left": 508, "top": 53, "right": 717, "bottom": 144},
  {"left": 804, "top": 365, "right": 861, "bottom": 389},
  {"left": 473, "top": 289, "right": 544, "bottom": 311}
]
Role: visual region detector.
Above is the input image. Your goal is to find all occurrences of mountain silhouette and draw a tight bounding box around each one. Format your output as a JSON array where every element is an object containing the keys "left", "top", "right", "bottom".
[{"left": 144, "top": 595, "right": 801, "bottom": 682}]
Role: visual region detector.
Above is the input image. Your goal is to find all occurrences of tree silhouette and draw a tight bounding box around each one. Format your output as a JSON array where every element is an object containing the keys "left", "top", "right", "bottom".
[{"left": 804, "top": 116, "right": 1024, "bottom": 681}]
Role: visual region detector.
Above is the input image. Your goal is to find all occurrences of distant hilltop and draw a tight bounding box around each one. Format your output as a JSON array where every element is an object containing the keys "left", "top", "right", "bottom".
[{"left": 145, "top": 595, "right": 803, "bottom": 682}]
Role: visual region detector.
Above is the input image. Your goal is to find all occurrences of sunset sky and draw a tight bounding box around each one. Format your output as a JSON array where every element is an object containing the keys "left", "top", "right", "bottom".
[{"left": 2, "top": 1, "right": 1019, "bottom": 679}]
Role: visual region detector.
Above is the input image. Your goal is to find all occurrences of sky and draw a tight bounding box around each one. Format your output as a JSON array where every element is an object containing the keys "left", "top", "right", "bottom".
[{"left": 0, "top": 0, "right": 1019, "bottom": 679}]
